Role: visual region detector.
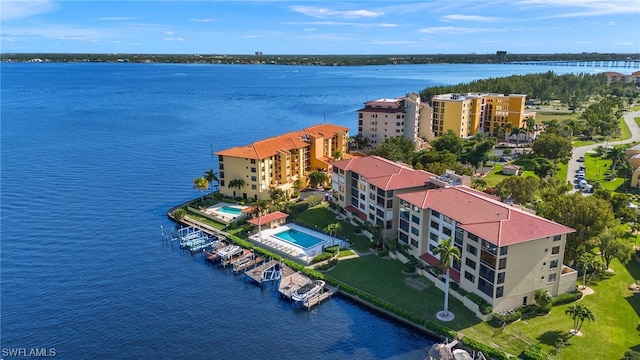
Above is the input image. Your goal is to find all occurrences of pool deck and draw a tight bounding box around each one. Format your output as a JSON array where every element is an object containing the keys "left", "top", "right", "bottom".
[
  {"left": 249, "top": 223, "right": 346, "bottom": 264},
  {"left": 204, "top": 202, "right": 248, "bottom": 224}
]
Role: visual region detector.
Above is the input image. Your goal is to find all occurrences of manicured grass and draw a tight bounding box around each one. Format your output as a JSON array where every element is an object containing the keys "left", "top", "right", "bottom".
[
  {"left": 583, "top": 151, "right": 626, "bottom": 191},
  {"left": 293, "top": 204, "right": 371, "bottom": 253},
  {"left": 337, "top": 249, "right": 356, "bottom": 257},
  {"left": 483, "top": 159, "right": 540, "bottom": 187},
  {"left": 328, "top": 255, "right": 481, "bottom": 330},
  {"left": 505, "top": 259, "right": 640, "bottom": 359}
]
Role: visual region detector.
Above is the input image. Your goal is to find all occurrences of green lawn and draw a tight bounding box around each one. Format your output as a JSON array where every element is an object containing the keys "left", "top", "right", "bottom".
[
  {"left": 328, "top": 252, "right": 640, "bottom": 359},
  {"left": 483, "top": 159, "right": 540, "bottom": 187},
  {"left": 293, "top": 204, "right": 371, "bottom": 253}
]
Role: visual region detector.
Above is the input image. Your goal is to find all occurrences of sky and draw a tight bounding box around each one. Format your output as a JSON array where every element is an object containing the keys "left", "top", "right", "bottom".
[{"left": 1, "top": 0, "right": 639, "bottom": 55}]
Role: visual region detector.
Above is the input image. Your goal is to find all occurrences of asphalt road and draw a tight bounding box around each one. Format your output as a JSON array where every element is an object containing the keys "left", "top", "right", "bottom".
[{"left": 566, "top": 110, "right": 640, "bottom": 193}]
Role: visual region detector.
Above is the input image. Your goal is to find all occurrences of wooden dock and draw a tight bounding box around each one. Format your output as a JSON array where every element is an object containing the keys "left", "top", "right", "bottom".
[
  {"left": 278, "top": 271, "right": 334, "bottom": 309},
  {"left": 244, "top": 259, "right": 282, "bottom": 286},
  {"left": 233, "top": 255, "right": 264, "bottom": 274}
]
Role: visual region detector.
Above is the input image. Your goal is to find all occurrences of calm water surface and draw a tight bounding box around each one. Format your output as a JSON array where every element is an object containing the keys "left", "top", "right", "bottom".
[{"left": 1, "top": 62, "right": 622, "bottom": 359}]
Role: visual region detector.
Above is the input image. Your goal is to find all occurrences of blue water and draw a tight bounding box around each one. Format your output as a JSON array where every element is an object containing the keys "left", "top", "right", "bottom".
[
  {"left": 221, "top": 206, "right": 243, "bottom": 215},
  {"left": 1, "top": 62, "right": 623, "bottom": 359},
  {"left": 275, "top": 229, "right": 324, "bottom": 249}
]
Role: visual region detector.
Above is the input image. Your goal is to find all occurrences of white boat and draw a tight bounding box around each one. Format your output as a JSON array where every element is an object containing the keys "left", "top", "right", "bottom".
[
  {"left": 291, "top": 280, "right": 325, "bottom": 302},
  {"left": 216, "top": 245, "right": 242, "bottom": 260}
]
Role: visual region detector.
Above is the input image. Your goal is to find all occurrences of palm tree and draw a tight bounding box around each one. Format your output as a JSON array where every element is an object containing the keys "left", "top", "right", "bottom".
[
  {"left": 433, "top": 238, "right": 460, "bottom": 319},
  {"left": 251, "top": 199, "right": 269, "bottom": 217},
  {"left": 193, "top": 177, "right": 209, "bottom": 202},
  {"left": 228, "top": 179, "right": 245, "bottom": 197},
  {"left": 511, "top": 127, "right": 522, "bottom": 154},
  {"left": 324, "top": 223, "right": 341, "bottom": 247},
  {"left": 525, "top": 116, "right": 536, "bottom": 143},
  {"left": 471, "top": 178, "right": 488, "bottom": 191},
  {"left": 309, "top": 170, "right": 328, "bottom": 189},
  {"left": 203, "top": 169, "right": 218, "bottom": 195},
  {"left": 577, "top": 252, "right": 597, "bottom": 290},
  {"left": 607, "top": 146, "right": 626, "bottom": 173},
  {"left": 565, "top": 303, "right": 595, "bottom": 335},
  {"left": 534, "top": 289, "right": 552, "bottom": 308},
  {"left": 504, "top": 122, "right": 514, "bottom": 145}
]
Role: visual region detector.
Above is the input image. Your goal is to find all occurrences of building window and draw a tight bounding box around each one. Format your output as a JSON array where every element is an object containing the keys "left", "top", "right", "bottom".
[
  {"left": 220, "top": 180, "right": 225, "bottom": 187},
  {"left": 220, "top": 172, "right": 225, "bottom": 179},
  {"left": 479, "top": 263, "right": 495, "bottom": 282},
  {"left": 553, "top": 235, "right": 561, "bottom": 241},
  {"left": 498, "top": 258, "right": 507, "bottom": 270},
  {"left": 496, "top": 286, "right": 504, "bottom": 298},
  {"left": 251, "top": 176, "right": 257, "bottom": 181},
  {"left": 250, "top": 159, "right": 256, "bottom": 164},
  {"left": 467, "top": 244, "right": 477, "bottom": 256},
  {"left": 478, "top": 278, "right": 494, "bottom": 297},
  {"left": 431, "top": 210, "right": 440, "bottom": 218},
  {"left": 551, "top": 246, "right": 560, "bottom": 255},
  {"left": 550, "top": 259, "right": 558, "bottom": 269},
  {"left": 411, "top": 227, "right": 419, "bottom": 236},
  {"left": 465, "top": 258, "right": 476, "bottom": 269},
  {"left": 468, "top": 233, "right": 478, "bottom": 242},
  {"left": 399, "top": 219, "right": 409, "bottom": 232},
  {"left": 497, "top": 272, "right": 505, "bottom": 284},
  {"left": 219, "top": 163, "right": 224, "bottom": 170},
  {"left": 251, "top": 185, "right": 257, "bottom": 190},
  {"left": 430, "top": 220, "right": 439, "bottom": 230},
  {"left": 442, "top": 227, "right": 452, "bottom": 237},
  {"left": 398, "top": 232, "right": 408, "bottom": 243},
  {"left": 464, "top": 271, "right": 475, "bottom": 283},
  {"left": 500, "top": 246, "right": 508, "bottom": 256},
  {"left": 411, "top": 215, "right": 420, "bottom": 224},
  {"left": 410, "top": 239, "right": 419, "bottom": 248},
  {"left": 548, "top": 273, "right": 557, "bottom": 283},
  {"left": 251, "top": 167, "right": 256, "bottom": 173},
  {"left": 429, "top": 232, "right": 439, "bottom": 242},
  {"left": 386, "top": 221, "right": 392, "bottom": 230}
]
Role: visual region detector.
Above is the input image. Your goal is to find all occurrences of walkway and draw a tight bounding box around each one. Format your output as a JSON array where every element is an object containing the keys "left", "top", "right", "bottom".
[{"left": 566, "top": 110, "right": 640, "bottom": 192}]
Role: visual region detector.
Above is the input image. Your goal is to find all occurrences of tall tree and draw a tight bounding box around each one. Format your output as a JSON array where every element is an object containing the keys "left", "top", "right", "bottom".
[
  {"left": 577, "top": 252, "right": 598, "bottom": 290},
  {"left": 606, "top": 146, "right": 626, "bottom": 173},
  {"left": 308, "top": 170, "right": 329, "bottom": 189},
  {"left": 193, "top": 177, "right": 209, "bottom": 202},
  {"left": 324, "top": 223, "right": 341, "bottom": 247},
  {"left": 542, "top": 193, "right": 615, "bottom": 265},
  {"left": 503, "top": 122, "right": 514, "bottom": 144},
  {"left": 532, "top": 133, "right": 573, "bottom": 161},
  {"left": 431, "top": 130, "right": 464, "bottom": 156},
  {"left": 228, "top": 179, "right": 246, "bottom": 197},
  {"left": 565, "top": 303, "right": 595, "bottom": 336},
  {"left": 494, "top": 176, "right": 539, "bottom": 205},
  {"left": 433, "top": 238, "right": 461, "bottom": 319},
  {"left": 203, "top": 169, "right": 218, "bottom": 194},
  {"left": 596, "top": 225, "right": 633, "bottom": 269}
]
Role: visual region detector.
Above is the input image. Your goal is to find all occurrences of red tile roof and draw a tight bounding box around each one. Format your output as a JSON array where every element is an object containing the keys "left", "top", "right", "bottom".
[
  {"left": 332, "top": 156, "right": 436, "bottom": 191},
  {"left": 397, "top": 186, "right": 574, "bottom": 246},
  {"left": 216, "top": 123, "right": 349, "bottom": 160},
  {"left": 247, "top": 211, "right": 289, "bottom": 226}
]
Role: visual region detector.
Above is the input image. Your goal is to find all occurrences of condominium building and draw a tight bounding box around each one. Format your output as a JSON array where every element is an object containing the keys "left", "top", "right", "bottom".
[
  {"left": 215, "top": 123, "right": 349, "bottom": 201},
  {"left": 395, "top": 185, "right": 577, "bottom": 313},
  {"left": 431, "top": 93, "right": 530, "bottom": 138},
  {"left": 357, "top": 93, "right": 433, "bottom": 147},
  {"left": 331, "top": 156, "right": 439, "bottom": 240}
]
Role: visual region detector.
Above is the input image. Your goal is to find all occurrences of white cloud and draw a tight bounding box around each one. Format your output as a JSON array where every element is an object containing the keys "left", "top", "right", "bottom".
[
  {"left": 163, "top": 37, "right": 184, "bottom": 41},
  {"left": 190, "top": 18, "right": 214, "bottom": 23},
  {"left": 1, "top": 0, "right": 56, "bottom": 20},
  {"left": 291, "top": 6, "right": 383, "bottom": 19},
  {"left": 285, "top": 21, "right": 397, "bottom": 28},
  {"left": 440, "top": 14, "right": 504, "bottom": 22},
  {"left": 164, "top": 31, "right": 174, "bottom": 35},
  {"left": 418, "top": 26, "right": 499, "bottom": 34},
  {"left": 519, "top": 0, "right": 640, "bottom": 19},
  {"left": 367, "top": 40, "right": 420, "bottom": 45},
  {"left": 613, "top": 41, "right": 634, "bottom": 46},
  {"left": 303, "top": 28, "right": 318, "bottom": 32},
  {"left": 2, "top": 25, "right": 106, "bottom": 41}
]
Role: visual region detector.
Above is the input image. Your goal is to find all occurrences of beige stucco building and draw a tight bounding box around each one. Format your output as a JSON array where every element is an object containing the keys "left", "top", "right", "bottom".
[
  {"left": 396, "top": 185, "right": 576, "bottom": 313},
  {"left": 626, "top": 144, "right": 640, "bottom": 187},
  {"left": 215, "top": 123, "right": 349, "bottom": 201}
]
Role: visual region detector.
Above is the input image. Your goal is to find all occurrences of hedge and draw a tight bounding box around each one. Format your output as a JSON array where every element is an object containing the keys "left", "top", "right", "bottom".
[
  {"left": 311, "top": 252, "right": 333, "bottom": 264},
  {"left": 551, "top": 291, "right": 582, "bottom": 306},
  {"left": 520, "top": 344, "right": 549, "bottom": 360},
  {"left": 466, "top": 293, "right": 493, "bottom": 315},
  {"left": 460, "top": 336, "right": 508, "bottom": 360}
]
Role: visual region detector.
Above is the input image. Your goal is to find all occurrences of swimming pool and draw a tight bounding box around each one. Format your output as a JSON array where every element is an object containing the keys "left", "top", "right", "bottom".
[
  {"left": 220, "top": 206, "right": 243, "bottom": 215},
  {"left": 273, "top": 229, "right": 324, "bottom": 249}
]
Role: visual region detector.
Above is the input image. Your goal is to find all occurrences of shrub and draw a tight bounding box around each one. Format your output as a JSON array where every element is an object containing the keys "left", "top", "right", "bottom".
[
  {"left": 377, "top": 249, "right": 389, "bottom": 257},
  {"left": 402, "top": 262, "right": 416, "bottom": 273},
  {"left": 307, "top": 195, "right": 323, "bottom": 207},
  {"left": 466, "top": 293, "right": 492, "bottom": 314},
  {"left": 289, "top": 202, "right": 309, "bottom": 215},
  {"left": 213, "top": 192, "right": 223, "bottom": 200},
  {"left": 551, "top": 291, "right": 582, "bottom": 306},
  {"left": 456, "top": 287, "right": 468, "bottom": 297},
  {"left": 311, "top": 252, "right": 333, "bottom": 264},
  {"left": 623, "top": 350, "right": 640, "bottom": 360},
  {"left": 172, "top": 208, "right": 186, "bottom": 220},
  {"left": 493, "top": 311, "right": 522, "bottom": 324},
  {"left": 324, "top": 245, "right": 340, "bottom": 255},
  {"left": 520, "top": 344, "right": 549, "bottom": 360},
  {"left": 450, "top": 282, "right": 460, "bottom": 291}
]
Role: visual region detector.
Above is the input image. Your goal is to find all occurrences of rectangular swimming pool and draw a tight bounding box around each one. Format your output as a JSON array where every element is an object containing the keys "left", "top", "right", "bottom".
[
  {"left": 273, "top": 228, "right": 324, "bottom": 249},
  {"left": 220, "top": 206, "right": 243, "bottom": 215}
]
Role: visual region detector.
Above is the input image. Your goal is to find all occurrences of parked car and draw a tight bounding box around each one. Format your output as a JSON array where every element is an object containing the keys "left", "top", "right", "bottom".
[{"left": 577, "top": 156, "right": 585, "bottom": 162}]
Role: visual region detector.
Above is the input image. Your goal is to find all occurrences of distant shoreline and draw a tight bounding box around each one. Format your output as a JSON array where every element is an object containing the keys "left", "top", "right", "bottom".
[{"left": 2, "top": 52, "right": 639, "bottom": 66}]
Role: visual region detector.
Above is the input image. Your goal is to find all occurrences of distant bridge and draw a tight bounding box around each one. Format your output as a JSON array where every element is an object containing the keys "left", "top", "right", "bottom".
[{"left": 506, "top": 60, "right": 640, "bottom": 69}]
